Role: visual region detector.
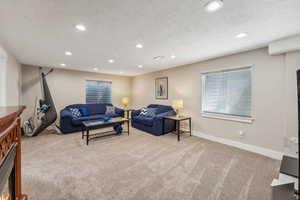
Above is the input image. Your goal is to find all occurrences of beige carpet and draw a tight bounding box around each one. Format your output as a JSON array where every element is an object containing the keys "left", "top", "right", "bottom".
[{"left": 21, "top": 128, "right": 279, "bottom": 200}]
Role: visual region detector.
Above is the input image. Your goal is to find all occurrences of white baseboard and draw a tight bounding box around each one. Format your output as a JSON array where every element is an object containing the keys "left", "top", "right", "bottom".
[{"left": 192, "top": 131, "right": 284, "bottom": 160}]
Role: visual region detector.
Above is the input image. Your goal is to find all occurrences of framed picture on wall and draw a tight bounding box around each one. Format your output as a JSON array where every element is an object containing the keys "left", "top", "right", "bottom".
[{"left": 155, "top": 77, "right": 168, "bottom": 99}]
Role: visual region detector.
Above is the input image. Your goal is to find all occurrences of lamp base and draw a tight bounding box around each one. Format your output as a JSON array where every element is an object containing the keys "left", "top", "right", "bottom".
[{"left": 175, "top": 109, "right": 182, "bottom": 118}]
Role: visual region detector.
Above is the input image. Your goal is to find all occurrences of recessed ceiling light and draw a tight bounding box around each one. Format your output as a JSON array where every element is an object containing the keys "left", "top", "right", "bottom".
[
  {"left": 235, "top": 32, "right": 248, "bottom": 38},
  {"left": 65, "top": 51, "right": 72, "bottom": 56},
  {"left": 138, "top": 65, "right": 143, "bottom": 68},
  {"left": 171, "top": 55, "right": 176, "bottom": 59},
  {"left": 60, "top": 63, "right": 66, "bottom": 67},
  {"left": 136, "top": 43, "right": 143, "bottom": 49},
  {"left": 93, "top": 67, "right": 99, "bottom": 71},
  {"left": 153, "top": 56, "right": 165, "bottom": 61},
  {"left": 205, "top": 0, "right": 224, "bottom": 12},
  {"left": 75, "top": 24, "right": 86, "bottom": 31},
  {"left": 108, "top": 59, "right": 115, "bottom": 63}
]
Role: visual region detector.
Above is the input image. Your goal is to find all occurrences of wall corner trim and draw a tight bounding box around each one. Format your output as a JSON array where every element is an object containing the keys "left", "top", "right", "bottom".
[{"left": 192, "top": 131, "right": 283, "bottom": 160}]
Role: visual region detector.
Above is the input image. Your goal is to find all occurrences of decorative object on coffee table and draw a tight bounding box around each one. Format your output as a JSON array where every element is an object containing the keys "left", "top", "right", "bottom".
[
  {"left": 172, "top": 99, "right": 183, "bottom": 117},
  {"left": 82, "top": 117, "right": 129, "bottom": 145},
  {"left": 155, "top": 77, "right": 168, "bottom": 99},
  {"left": 163, "top": 115, "right": 191, "bottom": 141}
]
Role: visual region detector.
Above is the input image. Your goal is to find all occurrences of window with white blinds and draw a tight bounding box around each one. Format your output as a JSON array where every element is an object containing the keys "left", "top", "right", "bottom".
[
  {"left": 201, "top": 67, "right": 252, "bottom": 118},
  {"left": 86, "top": 80, "right": 112, "bottom": 104}
]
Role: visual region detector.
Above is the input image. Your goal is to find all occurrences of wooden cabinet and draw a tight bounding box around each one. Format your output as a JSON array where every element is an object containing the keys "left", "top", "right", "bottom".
[{"left": 0, "top": 106, "right": 27, "bottom": 200}]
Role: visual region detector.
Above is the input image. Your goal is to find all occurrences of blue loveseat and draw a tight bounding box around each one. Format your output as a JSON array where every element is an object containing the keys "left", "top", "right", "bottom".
[
  {"left": 60, "top": 103, "right": 124, "bottom": 133},
  {"left": 131, "top": 104, "right": 176, "bottom": 136}
]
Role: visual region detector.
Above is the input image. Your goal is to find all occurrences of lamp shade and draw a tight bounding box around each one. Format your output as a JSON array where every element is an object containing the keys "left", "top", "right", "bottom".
[
  {"left": 122, "top": 97, "right": 130, "bottom": 105},
  {"left": 172, "top": 100, "right": 183, "bottom": 109}
]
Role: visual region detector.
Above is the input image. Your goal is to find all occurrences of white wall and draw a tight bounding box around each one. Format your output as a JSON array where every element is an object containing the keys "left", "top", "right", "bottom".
[
  {"left": 285, "top": 50, "right": 300, "bottom": 138},
  {"left": 0, "top": 46, "right": 7, "bottom": 106},
  {"left": 21, "top": 65, "right": 132, "bottom": 121},
  {"left": 18, "top": 45, "right": 299, "bottom": 157},
  {"left": 0, "top": 44, "right": 22, "bottom": 106},
  {"left": 282, "top": 50, "right": 300, "bottom": 157},
  {"left": 132, "top": 48, "right": 287, "bottom": 153},
  {"left": 269, "top": 34, "right": 300, "bottom": 55}
]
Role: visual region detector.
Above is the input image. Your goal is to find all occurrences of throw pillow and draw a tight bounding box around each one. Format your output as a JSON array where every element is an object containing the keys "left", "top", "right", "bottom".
[
  {"left": 139, "top": 108, "right": 157, "bottom": 117},
  {"left": 105, "top": 106, "right": 116, "bottom": 115},
  {"left": 69, "top": 108, "right": 82, "bottom": 118},
  {"left": 79, "top": 107, "right": 89, "bottom": 116},
  {"left": 144, "top": 108, "right": 157, "bottom": 117},
  {"left": 139, "top": 108, "right": 148, "bottom": 116}
]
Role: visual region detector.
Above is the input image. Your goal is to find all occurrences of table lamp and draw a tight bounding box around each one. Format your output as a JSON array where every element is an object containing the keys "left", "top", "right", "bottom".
[
  {"left": 172, "top": 100, "right": 183, "bottom": 117},
  {"left": 122, "top": 97, "right": 130, "bottom": 109}
]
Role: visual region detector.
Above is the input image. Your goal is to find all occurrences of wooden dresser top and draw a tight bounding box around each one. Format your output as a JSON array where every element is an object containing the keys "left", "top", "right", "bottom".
[{"left": 0, "top": 106, "right": 25, "bottom": 120}]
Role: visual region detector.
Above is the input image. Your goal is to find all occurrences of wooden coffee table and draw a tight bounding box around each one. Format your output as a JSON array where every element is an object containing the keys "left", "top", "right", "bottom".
[{"left": 82, "top": 117, "right": 129, "bottom": 145}]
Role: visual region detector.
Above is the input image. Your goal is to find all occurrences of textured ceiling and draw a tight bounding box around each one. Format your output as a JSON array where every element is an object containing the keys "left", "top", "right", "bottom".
[{"left": 0, "top": 0, "right": 300, "bottom": 76}]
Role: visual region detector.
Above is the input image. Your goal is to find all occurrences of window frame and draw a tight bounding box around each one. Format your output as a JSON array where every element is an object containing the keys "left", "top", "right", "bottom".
[
  {"left": 85, "top": 79, "right": 112, "bottom": 104},
  {"left": 201, "top": 65, "right": 254, "bottom": 124}
]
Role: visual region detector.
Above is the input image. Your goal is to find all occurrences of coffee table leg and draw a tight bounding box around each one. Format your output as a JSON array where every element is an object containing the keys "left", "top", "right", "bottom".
[
  {"left": 162, "top": 118, "right": 165, "bottom": 134},
  {"left": 189, "top": 118, "right": 192, "bottom": 136},
  {"left": 86, "top": 129, "right": 89, "bottom": 145},
  {"left": 177, "top": 121, "right": 180, "bottom": 142},
  {"left": 127, "top": 121, "right": 129, "bottom": 136},
  {"left": 82, "top": 128, "right": 84, "bottom": 139}
]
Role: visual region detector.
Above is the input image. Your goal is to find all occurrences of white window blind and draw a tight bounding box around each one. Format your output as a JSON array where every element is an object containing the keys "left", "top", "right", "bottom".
[
  {"left": 86, "top": 80, "right": 112, "bottom": 104},
  {"left": 202, "top": 67, "right": 252, "bottom": 118}
]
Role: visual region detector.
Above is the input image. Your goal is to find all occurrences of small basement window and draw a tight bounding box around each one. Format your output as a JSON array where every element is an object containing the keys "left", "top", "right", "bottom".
[{"left": 86, "top": 80, "right": 112, "bottom": 104}]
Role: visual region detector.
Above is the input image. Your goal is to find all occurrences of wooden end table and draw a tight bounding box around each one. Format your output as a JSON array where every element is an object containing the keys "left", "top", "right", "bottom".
[
  {"left": 124, "top": 108, "right": 135, "bottom": 119},
  {"left": 163, "top": 115, "right": 192, "bottom": 141}
]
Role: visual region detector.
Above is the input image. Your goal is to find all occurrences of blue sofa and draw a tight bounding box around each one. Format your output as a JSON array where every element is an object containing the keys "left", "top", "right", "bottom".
[
  {"left": 131, "top": 104, "right": 176, "bottom": 136},
  {"left": 60, "top": 103, "right": 124, "bottom": 134}
]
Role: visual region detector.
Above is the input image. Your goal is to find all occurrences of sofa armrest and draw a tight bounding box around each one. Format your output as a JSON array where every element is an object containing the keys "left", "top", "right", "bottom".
[
  {"left": 151, "top": 110, "right": 176, "bottom": 134},
  {"left": 131, "top": 109, "right": 141, "bottom": 118},
  {"left": 60, "top": 109, "right": 74, "bottom": 119},
  {"left": 115, "top": 107, "right": 124, "bottom": 117}
]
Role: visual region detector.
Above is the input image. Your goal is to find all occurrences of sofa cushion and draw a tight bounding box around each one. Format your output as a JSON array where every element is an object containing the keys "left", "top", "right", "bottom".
[
  {"left": 85, "top": 104, "right": 111, "bottom": 115},
  {"left": 67, "top": 104, "right": 113, "bottom": 115},
  {"left": 148, "top": 104, "right": 173, "bottom": 114},
  {"left": 105, "top": 113, "right": 121, "bottom": 118},
  {"left": 133, "top": 116, "right": 154, "bottom": 126},
  {"left": 144, "top": 108, "right": 157, "bottom": 117},
  {"left": 79, "top": 107, "right": 89, "bottom": 116},
  {"left": 71, "top": 114, "right": 108, "bottom": 125}
]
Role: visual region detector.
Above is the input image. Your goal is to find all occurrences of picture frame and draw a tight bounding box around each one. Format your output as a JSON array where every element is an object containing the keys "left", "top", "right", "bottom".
[{"left": 155, "top": 77, "right": 168, "bottom": 99}]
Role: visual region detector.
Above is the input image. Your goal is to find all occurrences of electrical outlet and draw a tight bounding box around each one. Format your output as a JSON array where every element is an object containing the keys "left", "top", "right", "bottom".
[
  {"left": 289, "top": 137, "right": 298, "bottom": 144},
  {"left": 239, "top": 130, "right": 245, "bottom": 138}
]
